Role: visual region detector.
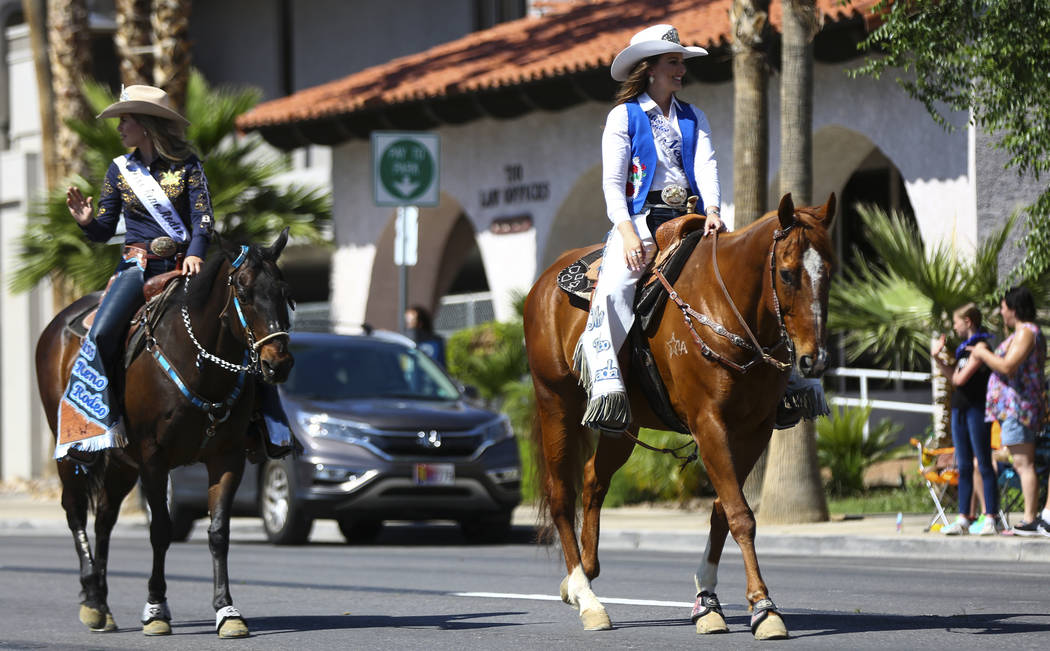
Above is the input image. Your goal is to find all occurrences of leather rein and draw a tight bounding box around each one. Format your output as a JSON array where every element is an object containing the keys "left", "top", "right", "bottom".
[
  {"left": 621, "top": 224, "right": 800, "bottom": 466},
  {"left": 142, "top": 245, "right": 290, "bottom": 441},
  {"left": 653, "top": 224, "right": 796, "bottom": 374}
]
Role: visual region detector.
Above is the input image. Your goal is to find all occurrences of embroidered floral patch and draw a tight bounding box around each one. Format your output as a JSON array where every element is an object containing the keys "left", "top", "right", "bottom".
[
  {"left": 160, "top": 169, "right": 183, "bottom": 190},
  {"left": 626, "top": 157, "right": 646, "bottom": 199}
]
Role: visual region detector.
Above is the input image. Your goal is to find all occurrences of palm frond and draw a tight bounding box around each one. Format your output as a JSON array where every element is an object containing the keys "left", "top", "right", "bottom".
[{"left": 10, "top": 70, "right": 332, "bottom": 296}]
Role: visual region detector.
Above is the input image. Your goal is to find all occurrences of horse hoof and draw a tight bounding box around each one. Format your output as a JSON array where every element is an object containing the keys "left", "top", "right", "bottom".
[
  {"left": 580, "top": 607, "right": 612, "bottom": 631},
  {"left": 559, "top": 577, "right": 575, "bottom": 607},
  {"left": 218, "top": 617, "right": 250, "bottom": 639},
  {"left": 753, "top": 611, "right": 789, "bottom": 640},
  {"left": 695, "top": 610, "right": 729, "bottom": 634},
  {"left": 143, "top": 619, "right": 172, "bottom": 636},
  {"left": 78, "top": 605, "right": 106, "bottom": 630},
  {"left": 92, "top": 613, "right": 118, "bottom": 633}
]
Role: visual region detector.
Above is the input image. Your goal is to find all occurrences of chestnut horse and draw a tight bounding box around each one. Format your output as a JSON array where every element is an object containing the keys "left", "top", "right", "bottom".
[
  {"left": 524, "top": 194, "right": 835, "bottom": 638},
  {"left": 35, "top": 230, "right": 294, "bottom": 638}
]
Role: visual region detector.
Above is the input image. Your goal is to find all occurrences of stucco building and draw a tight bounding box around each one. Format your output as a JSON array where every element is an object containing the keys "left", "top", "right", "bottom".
[{"left": 0, "top": 0, "right": 1040, "bottom": 479}]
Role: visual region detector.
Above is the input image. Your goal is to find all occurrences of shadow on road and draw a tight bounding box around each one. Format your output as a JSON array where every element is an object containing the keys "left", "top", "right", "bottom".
[{"left": 215, "top": 611, "right": 532, "bottom": 636}]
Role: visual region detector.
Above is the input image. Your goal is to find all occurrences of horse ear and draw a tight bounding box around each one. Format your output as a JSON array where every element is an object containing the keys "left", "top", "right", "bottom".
[
  {"left": 821, "top": 192, "right": 837, "bottom": 228},
  {"left": 777, "top": 193, "right": 795, "bottom": 229},
  {"left": 264, "top": 227, "right": 290, "bottom": 261}
]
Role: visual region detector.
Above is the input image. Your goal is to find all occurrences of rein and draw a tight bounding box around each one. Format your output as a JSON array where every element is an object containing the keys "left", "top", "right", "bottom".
[
  {"left": 144, "top": 245, "right": 289, "bottom": 443},
  {"left": 653, "top": 226, "right": 794, "bottom": 373},
  {"left": 621, "top": 430, "right": 698, "bottom": 469}
]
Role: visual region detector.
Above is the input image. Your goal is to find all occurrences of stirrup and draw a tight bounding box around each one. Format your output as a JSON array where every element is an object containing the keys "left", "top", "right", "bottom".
[{"left": 65, "top": 448, "right": 100, "bottom": 467}]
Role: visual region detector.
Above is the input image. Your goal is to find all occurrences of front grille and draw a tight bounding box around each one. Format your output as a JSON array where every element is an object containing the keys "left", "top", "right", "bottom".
[{"left": 370, "top": 432, "right": 481, "bottom": 457}]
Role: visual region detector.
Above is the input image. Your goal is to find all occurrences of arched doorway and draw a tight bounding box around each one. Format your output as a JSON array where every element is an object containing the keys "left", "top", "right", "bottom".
[
  {"left": 365, "top": 194, "right": 489, "bottom": 333},
  {"left": 540, "top": 163, "right": 608, "bottom": 272}
]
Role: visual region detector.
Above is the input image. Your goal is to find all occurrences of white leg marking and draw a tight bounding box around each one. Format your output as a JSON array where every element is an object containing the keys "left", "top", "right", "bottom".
[
  {"left": 694, "top": 538, "right": 718, "bottom": 594},
  {"left": 567, "top": 565, "right": 604, "bottom": 613}
]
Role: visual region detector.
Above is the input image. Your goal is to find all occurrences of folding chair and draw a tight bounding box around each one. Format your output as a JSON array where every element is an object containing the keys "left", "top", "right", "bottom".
[
  {"left": 997, "top": 431, "right": 1050, "bottom": 527},
  {"left": 909, "top": 437, "right": 958, "bottom": 532}
]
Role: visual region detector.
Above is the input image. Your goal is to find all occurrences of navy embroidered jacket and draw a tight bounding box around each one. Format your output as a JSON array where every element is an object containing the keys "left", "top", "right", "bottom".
[{"left": 80, "top": 148, "right": 214, "bottom": 260}]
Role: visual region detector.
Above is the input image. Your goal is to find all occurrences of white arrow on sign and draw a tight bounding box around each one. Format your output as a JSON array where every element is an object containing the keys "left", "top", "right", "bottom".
[{"left": 394, "top": 175, "right": 419, "bottom": 198}]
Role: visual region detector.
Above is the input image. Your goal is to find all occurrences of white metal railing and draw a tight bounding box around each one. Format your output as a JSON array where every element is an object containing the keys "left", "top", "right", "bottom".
[
  {"left": 824, "top": 367, "right": 936, "bottom": 437},
  {"left": 434, "top": 291, "right": 494, "bottom": 337}
]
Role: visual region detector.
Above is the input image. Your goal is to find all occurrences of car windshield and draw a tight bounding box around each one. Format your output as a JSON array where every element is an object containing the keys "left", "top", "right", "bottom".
[{"left": 284, "top": 338, "right": 461, "bottom": 401}]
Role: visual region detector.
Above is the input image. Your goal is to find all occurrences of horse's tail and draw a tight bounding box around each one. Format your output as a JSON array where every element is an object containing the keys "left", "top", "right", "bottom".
[
  {"left": 56, "top": 451, "right": 112, "bottom": 514},
  {"left": 527, "top": 394, "right": 592, "bottom": 546},
  {"left": 528, "top": 407, "right": 554, "bottom": 544},
  {"left": 84, "top": 453, "right": 112, "bottom": 512}
]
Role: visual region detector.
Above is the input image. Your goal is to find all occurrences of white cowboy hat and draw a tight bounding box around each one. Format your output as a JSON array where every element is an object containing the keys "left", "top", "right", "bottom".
[
  {"left": 97, "top": 84, "right": 189, "bottom": 126},
  {"left": 610, "top": 24, "right": 708, "bottom": 82}
]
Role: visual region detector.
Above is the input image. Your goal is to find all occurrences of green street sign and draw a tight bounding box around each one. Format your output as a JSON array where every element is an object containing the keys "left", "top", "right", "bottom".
[{"left": 372, "top": 132, "right": 440, "bottom": 206}]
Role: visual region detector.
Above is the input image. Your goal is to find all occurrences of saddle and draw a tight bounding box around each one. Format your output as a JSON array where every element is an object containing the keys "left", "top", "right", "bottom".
[
  {"left": 556, "top": 214, "right": 707, "bottom": 433},
  {"left": 64, "top": 270, "right": 185, "bottom": 369}
]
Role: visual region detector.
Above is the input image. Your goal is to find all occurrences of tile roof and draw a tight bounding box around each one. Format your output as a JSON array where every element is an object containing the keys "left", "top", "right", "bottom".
[{"left": 238, "top": 0, "right": 881, "bottom": 131}]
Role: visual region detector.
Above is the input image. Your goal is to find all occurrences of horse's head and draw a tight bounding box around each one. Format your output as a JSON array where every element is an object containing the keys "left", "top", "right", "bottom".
[
  {"left": 771, "top": 193, "right": 836, "bottom": 378},
  {"left": 219, "top": 228, "right": 296, "bottom": 384}
]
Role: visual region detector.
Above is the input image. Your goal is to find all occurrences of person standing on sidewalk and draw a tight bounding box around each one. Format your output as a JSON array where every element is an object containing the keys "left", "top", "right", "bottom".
[
  {"left": 970, "top": 286, "right": 1050, "bottom": 536},
  {"left": 931, "top": 303, "right": 998, "bottom": 535}
]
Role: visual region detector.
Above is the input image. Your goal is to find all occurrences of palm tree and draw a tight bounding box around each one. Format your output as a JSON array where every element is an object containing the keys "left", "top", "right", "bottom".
[
  {"left": 151, "top": 0, "right": 192, "bottom": 110},
  {"left": 115, "top": 0, "right": 152, "bottom": 86},
  {"left": 730, "top": 0, "right": 772, "bottom": 507},
  {"left": 830, "top": 204, "right": 1014, "bottom": 440},
  {"left": 22, "top": 0, "right": 58, "bottom": 189},
  {"left": 47, "top": 0, "right": 91, "bottom": 181},
  {"left": 729, "top": 0, "right": 771, "bottom": 226},
  {"left": 757, "top": 0, "right": 828, "bottom": 525},
  {"left": 10, "top": 71, "right": 332, "bottom": 297}
]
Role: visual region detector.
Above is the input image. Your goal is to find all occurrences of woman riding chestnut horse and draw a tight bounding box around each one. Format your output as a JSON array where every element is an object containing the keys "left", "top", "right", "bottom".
[{"left": 526, "top": 192, "right": 835, "bottom": 639}]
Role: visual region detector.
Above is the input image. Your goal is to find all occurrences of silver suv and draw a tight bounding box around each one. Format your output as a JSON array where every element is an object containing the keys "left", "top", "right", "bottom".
[{"left": 166, "top": 331, "right": 522, "bottom": 544}]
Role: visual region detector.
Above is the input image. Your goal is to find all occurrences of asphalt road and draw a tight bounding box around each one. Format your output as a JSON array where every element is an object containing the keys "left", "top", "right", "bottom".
[{"left": 1, "top": 525, "right": 1048, "bottom": 650}]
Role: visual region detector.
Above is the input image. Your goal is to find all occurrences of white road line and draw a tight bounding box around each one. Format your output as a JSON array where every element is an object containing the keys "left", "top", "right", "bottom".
[{"left": 453, "top": 591, "right": 692, "bottom": 608}]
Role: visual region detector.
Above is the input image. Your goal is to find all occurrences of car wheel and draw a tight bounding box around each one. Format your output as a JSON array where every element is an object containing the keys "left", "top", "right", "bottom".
[
  {"left": 144, "top": 474, "right": 202, "bottom": 543},
  {"left": 460, "top": 511, "right": 513, "bottom": 544},
  {"left": 260, "top": 460, "right": 312, "bottom": 545},
  {"left": 337, "top": 517, "right": 383, "bottom": 544}
]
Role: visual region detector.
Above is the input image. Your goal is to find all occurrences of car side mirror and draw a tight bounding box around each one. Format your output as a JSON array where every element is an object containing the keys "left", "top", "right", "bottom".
[{"left": 460, "top": 384, "right": 481, "bottom": 402}]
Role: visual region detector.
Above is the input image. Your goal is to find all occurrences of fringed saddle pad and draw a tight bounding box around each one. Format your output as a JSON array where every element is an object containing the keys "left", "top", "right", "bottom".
[
  {"left": 62, "top": 277, "right": 183, "bottom": 370},
  {"left": 556, "top": 247, "right": 603, "bottom": 302}
]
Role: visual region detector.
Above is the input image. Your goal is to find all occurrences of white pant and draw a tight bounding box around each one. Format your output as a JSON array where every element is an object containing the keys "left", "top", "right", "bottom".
[{"left": 575, "top": 212, "right": 655, "bottom": 428}]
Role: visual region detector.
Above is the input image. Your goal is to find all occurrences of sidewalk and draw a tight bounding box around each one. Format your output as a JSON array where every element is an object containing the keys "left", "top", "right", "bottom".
[{"left": 3, "top": 487, "right": 1049, "bottom": 563}]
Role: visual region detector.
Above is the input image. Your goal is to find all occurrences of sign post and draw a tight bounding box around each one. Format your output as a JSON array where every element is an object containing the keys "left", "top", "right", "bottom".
[{"left": 373, "top": 132, "right": 439, "bottom": 333}]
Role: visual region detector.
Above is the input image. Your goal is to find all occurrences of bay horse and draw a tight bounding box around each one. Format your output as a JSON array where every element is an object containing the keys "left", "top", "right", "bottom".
[
  {"left": 524, "top": 194, "right": 835, "bottom": 639},
  {"left": 35, "top": 230, "right": 294, "bottom": 638}
]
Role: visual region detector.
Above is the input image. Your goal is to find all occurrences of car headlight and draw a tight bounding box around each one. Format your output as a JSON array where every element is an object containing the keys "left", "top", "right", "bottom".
[
  {"left": 480, "top": 414, "right": 514, "bottom": 445},
  {"left": 297, "top": 412, "right": 372, "bottom": 445}
]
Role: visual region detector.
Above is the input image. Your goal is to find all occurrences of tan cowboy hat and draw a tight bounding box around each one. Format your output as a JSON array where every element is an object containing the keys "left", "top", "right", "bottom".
[
  {"left": 610, "top": 24, "right": 708, "bottom": 82},
  {"left": 97, "top": 84, "right": 189, "bottom": 126}
]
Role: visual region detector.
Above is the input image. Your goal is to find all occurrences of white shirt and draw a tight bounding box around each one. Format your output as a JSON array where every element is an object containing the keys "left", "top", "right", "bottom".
[{"left": 601, "top": 92, "right": 721, "bottom": 225}]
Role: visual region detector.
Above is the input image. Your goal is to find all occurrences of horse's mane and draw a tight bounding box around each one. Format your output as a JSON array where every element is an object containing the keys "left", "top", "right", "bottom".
[
  {"left": 722, "top": 207, "right": 836, "bottom": 266},
  {"left": 174, "top": 245, "right": 260, "bottom": 310}
]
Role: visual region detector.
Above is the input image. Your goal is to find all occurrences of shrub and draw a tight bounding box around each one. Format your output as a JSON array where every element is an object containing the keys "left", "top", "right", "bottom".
[
  {"left": 446, "top": 320, "right": 526, "bottom": 407},
  {"left": 816, "top": 404, "right": 901, "bottom": 496},
  {"left": 605, "top": 429, "right": 711, "bottom": 507}
]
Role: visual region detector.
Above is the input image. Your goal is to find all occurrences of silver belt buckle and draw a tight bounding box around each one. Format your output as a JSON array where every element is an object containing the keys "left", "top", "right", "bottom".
[
  {"left": 660, "top": 185, "right": 688, "bottom": 208},
  {"left": 149, "top": 236, "right": 177, "bottom": 258}
]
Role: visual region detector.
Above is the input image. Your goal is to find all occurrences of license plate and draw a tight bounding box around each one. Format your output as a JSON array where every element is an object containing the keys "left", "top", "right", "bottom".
[{"left": 414, "top": 463, "right": 455, "bottom": 486}]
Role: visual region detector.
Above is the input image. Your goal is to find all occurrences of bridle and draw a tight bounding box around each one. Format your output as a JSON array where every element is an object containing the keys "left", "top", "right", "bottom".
[
  {"left": 144, "top": 245, "right": 290, "bottom": 440},
  {"left": 654, "top": 222, "right": 803, "bottom": 374}
]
